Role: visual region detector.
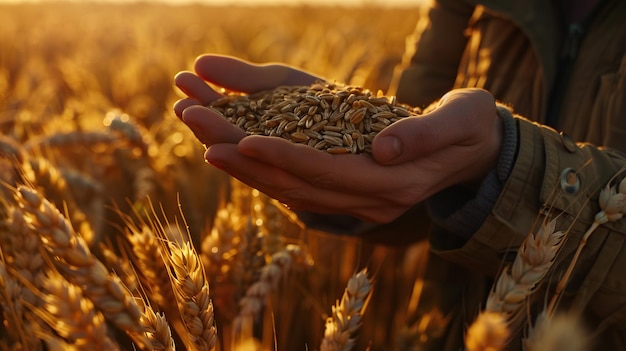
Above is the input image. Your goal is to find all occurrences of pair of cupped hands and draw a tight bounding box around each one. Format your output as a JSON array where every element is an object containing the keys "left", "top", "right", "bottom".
[{"left": 174, "top": 55, "right": 503, "bottom": 223}]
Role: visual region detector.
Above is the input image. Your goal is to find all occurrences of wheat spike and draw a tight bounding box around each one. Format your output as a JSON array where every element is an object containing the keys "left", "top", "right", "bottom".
[
  {"left": 126, "top": 223, "right": 174, "bottom": 309},
  {"left": 465, "top": 311, "right": 509, "bottom": 351},
  {"left": 141, "top": 303, "right": 176, "bottom": 351},
  {"left": 166, "top": 240, "right": 217, "bottom": 351},
  {"left": 320, "top": 268, "right": 372, "bottom": 351},
  {"left": 465, "top": 218, "right": 564, "bottom": 349},
  {"left": 233, "top": 244, "right": 303, "bottom": 332},
  {"left": 15, "top": 185, "right": 144, "bottom": 334},
  {"left": 485, "top": 218, "right": 564, "bottom": 315},
  {"left": 31, "top": 270, "right": 120, "bottom": 351},
  {"left": 523, "top": 311, "right": 589, "bottom": 351}
]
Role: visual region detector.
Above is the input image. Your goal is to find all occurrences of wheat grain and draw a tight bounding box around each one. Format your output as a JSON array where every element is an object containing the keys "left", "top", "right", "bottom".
[
  {"left": 208, "top": 82, "right": 421, "bottom": 154},
  {"left": 320, "top": 268, "right": 371, "bottom": 351}
]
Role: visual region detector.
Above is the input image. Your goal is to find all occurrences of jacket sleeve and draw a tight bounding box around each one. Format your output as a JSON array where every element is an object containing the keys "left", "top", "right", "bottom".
[
  {"left": 391, "top": 0, "right": 474, "bottom": 108},
  {"left": 430, "top": 114, "right": 626, "bottom": 301}
]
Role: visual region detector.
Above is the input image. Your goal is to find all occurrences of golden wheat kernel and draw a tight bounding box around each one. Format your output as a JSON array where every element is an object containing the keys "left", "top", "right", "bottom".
[
  {"left": 314, "top": 140, "right": 328, "bottom": 150},
  {"left": 343, "top": 134, "right": 354, "bottom": 147},
  {"left": 323, "top": 125, "right": 343, "bottom": 132},
  {"left": 339, "top": 102, "right": 351, "bottom": 114},
  {"left": 327, "top": 147, "right": 352, "bottom": 154},
  {"left": 322, "top": 135, "right": 344, "bottom": 147},
  {"left": 290, "top": 132, "right": 310, "bottom": 143},
  {"left": 323, "top": 131, "right": 343, "bottom": 138}
]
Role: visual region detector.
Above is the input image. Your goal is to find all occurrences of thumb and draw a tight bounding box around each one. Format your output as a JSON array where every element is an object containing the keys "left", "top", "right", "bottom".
[{"left": 372, "top": 88, "right": 495, "bottom": 165}]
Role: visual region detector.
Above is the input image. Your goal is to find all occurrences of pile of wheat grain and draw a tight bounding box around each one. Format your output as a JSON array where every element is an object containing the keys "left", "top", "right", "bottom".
[{"left": 209, "top": 82, "right": 421, "bottom": 154}]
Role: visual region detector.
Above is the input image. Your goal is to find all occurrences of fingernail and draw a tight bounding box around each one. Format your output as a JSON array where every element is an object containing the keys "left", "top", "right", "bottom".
[{"left": 377, "top": 136, "right": 402, "bottom": 161}]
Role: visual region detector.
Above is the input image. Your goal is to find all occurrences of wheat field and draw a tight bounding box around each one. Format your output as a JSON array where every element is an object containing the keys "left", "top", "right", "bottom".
[
  {"left": 0, "top": 2, "right": 602, "bottom": 351},
  {"left": 0, "top": 2, "right": 428, "bottom": 350}
]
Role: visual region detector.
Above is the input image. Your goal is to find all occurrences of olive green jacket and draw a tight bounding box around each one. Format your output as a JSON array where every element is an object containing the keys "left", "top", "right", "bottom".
[{"left": 389, "top": 0, "right": 626, "bottom": 349}]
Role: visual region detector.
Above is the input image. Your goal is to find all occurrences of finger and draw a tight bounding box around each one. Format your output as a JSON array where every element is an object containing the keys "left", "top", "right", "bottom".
[
  {"left": 236, "top": 135, "right": 401, "bottom": 195},
  {"left": 182, "top": 105, "right": 246, "bottom": 145},
  {"left": 194, "top": 54, "right": 321, "bottom": 93},
  {"left": 204, "top": 143, "right": 392, "bottom": 220},
  {"left": 174, "top": 71, "right": 224, "bottom": 104},
  {"left": 372, "top": 88, "right": 495, "bottom": 165},
  {"left": 173, "top": 98, "right": 201, "bottom": 118}
]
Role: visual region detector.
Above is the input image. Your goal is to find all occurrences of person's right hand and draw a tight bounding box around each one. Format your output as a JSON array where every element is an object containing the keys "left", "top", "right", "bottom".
[{"left": 173, "top": 54, "right": 322, "bottom": 146}]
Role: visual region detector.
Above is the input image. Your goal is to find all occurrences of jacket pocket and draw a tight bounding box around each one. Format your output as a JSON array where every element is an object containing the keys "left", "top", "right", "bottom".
[{"left": 590, "top": 55, "right": 626, "bottom": 152}]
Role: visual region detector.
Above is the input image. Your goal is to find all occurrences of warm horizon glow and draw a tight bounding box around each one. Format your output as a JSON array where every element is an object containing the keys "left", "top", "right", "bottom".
[{"left": 0, "top": 0, "right": 424, "bottom": 6}]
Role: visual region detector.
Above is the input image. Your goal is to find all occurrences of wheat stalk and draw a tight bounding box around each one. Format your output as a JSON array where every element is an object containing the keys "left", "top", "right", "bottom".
[
  {"left": 320, "top": 268, "right": 372, "bottom": 351},
  {"left": 548, "top": 175, "right": 626, "bottom": 314}
]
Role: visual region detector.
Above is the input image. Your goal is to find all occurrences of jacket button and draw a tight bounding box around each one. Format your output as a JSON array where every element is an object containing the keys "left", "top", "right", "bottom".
[
  {"left": 560, "top": 168, "right": 580, "bottom": 194},
  {"left": 560, "top": 132, "right": 577, "bottom": 153}
]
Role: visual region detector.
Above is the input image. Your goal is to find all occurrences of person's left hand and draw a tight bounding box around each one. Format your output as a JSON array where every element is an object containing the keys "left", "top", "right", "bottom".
[{"left": 176, "top": 83, "right": 502, "bottom": 223}]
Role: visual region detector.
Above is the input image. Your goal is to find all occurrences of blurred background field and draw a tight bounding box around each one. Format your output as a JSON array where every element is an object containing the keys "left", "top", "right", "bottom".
[{"left": 0, "top": 2, "right": 428, "bottom": 350}]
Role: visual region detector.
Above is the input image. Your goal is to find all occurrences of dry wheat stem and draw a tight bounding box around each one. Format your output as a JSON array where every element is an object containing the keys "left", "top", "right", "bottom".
[
  {"left": 15, "top": 185, "right": 145, "bottom": 334},
  {"left": 320, "top": 268, "right": 372, "bottom": 351},
  {"left": 208, "top": 82, "right": 421, "bottom": 154},
  {"left": 548, "top": 177, "right": 626, "bottom": 315}
]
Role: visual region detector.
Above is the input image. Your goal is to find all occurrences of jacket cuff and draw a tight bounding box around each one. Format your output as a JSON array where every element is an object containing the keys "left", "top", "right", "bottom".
[{"left": 425, "top": 104, "right": 519, "bottom": 241}]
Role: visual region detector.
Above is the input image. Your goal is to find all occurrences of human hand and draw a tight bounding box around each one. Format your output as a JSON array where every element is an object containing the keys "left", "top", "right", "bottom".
[
  {"left": 174, "top": 54, "right": 322, "bottom": 145},
  {"left": 176, "top": 69, "right": 503, "bottom": 223}
]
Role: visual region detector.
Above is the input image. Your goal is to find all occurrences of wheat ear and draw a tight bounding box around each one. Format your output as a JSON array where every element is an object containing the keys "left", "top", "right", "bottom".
[
  {"left": 15, "top": 185, "right": 145, "bottom": 334},
  {"left": 0, "top": 257, "right": 38, "bottom": 350},
  {"left": 465, "top": 311, "right": 509, "bottom": 351},
  {"left": 31, "top": 270, "right": 120, "bottom": 351},
  {"left": 548, "top": 176, "right": 626, "bottom": 314},
  {"left": 320, "top": 268, "right": 372, "bottom": 351},
  {"left": 233, "top": 244, "right": 303, "bottom": 332},
  {"left": 466, "top": 218, "right": 565, "bottom": 350},
  {"left": 141, "top": 303, "right": 176, "bottom": 351},
  {"left": 165, "top": 240, "right": 217, "bottom": 351},
  {"left": 523, "top": 311, "right": 589, "bottom": 351},
  {"left": 485, "top": 218, "right": 564, "bottom": 315}
]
